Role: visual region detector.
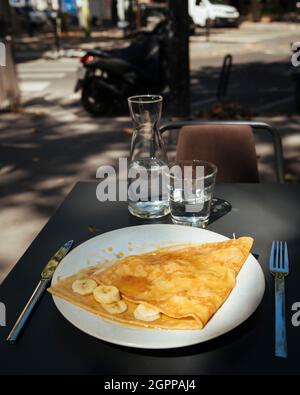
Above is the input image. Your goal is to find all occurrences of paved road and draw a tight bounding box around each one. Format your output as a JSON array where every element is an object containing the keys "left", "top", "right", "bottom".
[{"left": 18, "top": 58, "right": 78, "bottom": 103}]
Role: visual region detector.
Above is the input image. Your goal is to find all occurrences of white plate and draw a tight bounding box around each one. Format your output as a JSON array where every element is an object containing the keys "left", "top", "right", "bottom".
[{"left": 52, "top": 225, "right": 265, "bottom": 349}]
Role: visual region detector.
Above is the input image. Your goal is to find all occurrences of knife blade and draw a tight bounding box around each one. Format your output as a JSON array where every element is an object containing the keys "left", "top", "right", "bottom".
[{"left": 6, "top": 240, "right": 74, "bottom": 344}]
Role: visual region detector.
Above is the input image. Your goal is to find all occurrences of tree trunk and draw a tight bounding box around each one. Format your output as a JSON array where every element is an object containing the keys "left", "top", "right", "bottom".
[
  {"left": 167, "top": 0, "right": 190, "bottom": 118},
  {"left": 82, "top": 0, "right": 91, "bottom": 37},
  {"left": 251, "top": 0, "right": 262, "bottom": 22},
  {"left": 0, "top": 0, "right": 20, "bottom": 110},
  {"left": 111, "top": 0, "right": 119, "bottom": 25},
  {"left": 135, "top": 0, "right": 141, "bottom": 30},
  {"left": 127, "top": 0, "right": 136, "bottom": 31}
]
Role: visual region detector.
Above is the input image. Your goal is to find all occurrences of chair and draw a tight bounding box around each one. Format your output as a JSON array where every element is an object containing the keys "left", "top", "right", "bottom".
[{"left": 160, "top": 121, "right": 284, "bottom": 184}]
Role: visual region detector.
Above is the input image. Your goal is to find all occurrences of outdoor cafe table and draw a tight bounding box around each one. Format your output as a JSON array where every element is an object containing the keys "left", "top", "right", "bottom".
[{"left": 1, "top": 181, "right": 300, "bottom": 375}]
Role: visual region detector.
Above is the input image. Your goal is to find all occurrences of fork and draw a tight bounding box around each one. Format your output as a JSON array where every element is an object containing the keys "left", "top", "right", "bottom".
[{"left": 269, "top": 241, "right": 289, "bottom": 358}]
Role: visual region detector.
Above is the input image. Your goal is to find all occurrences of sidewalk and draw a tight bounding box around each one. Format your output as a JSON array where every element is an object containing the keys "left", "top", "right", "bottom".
[
  {"left": 14, "top": 28, "right": 129, "bottom": 62},
  {"left": 190, "top": 21, "right": 299, "bottom": 63},
  {"left": 0, "top": 105, "right": 131, "bottom": 283}
]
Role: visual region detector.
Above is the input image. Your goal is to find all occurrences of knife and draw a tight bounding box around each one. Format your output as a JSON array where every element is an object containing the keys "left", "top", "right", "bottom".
[{"left": 6, "top": 240, "right": 74, "bottom": 344}]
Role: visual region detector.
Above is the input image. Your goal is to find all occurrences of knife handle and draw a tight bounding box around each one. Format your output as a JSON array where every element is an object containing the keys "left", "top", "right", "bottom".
[{"left": 6, "top": 280, "right": 49, "bottom": 344}]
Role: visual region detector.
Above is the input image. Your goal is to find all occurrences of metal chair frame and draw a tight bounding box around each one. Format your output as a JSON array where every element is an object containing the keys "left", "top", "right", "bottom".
[{"left": 160, "top": 121, "right": 285, "bottom": 184}]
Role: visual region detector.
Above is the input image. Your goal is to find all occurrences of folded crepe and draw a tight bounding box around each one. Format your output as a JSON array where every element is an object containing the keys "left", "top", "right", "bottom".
[{"left": 49, "top": 237, "right": 253, "bottom": 330}]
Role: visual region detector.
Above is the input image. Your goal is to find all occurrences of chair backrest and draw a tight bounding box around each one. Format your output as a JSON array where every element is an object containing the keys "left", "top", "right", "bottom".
[{"left": 176, "top": 124, "right": 259, "bottom": 183}]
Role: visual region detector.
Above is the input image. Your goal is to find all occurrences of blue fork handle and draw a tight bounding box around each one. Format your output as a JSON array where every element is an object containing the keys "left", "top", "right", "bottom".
[{"left": 275, "top": 275, "right": 287, "bottom": 358}]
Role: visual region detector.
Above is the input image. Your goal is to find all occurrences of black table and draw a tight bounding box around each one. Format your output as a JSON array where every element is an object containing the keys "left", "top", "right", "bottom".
[{"left": 1, "top": 182, "right": 300, "bottom": 375}]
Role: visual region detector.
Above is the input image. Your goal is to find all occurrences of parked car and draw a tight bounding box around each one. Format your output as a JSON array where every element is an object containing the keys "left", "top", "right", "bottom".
[{"left": 189, "top": 0, "right": 240, "bottom": 27}]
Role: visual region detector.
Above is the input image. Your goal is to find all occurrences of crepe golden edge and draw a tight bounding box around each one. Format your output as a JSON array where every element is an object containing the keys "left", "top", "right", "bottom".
[{"left": 48, "top": 237, "right": 254, "bottom": 330}]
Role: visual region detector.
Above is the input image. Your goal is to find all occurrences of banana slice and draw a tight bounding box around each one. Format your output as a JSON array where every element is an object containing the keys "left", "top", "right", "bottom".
[
  {"left": 134, "top": 304, "right": 161, "bottom": 322},
  {"left": 93, "top": 285, "right": 120, "bottom": 304},
  {"left": 102, "top": 300, "right": 127, "bottom": 315},
  {"left": 72, "top": 279, "right": 98, "bottom": 295}
]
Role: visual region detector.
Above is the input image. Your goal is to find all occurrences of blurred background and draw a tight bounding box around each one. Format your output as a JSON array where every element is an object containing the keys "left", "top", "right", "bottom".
[{"left": 1, "top": 0, "right": 300, "bottom": 281}]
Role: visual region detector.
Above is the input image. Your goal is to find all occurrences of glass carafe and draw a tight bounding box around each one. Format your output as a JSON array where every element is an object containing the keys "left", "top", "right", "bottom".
[{"left": 127, "top": 95, "right": 169, "bottom": 219}]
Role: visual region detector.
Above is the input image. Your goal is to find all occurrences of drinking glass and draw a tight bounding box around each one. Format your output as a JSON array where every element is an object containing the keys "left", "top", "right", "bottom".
[{"left": 168, "top": 160, "right": 217, "bottom": 228}]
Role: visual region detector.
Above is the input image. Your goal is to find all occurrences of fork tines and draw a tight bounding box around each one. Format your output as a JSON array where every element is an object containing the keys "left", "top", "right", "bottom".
[{"left": 269, "top": 241, "right": 289, "bottom": 275}]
